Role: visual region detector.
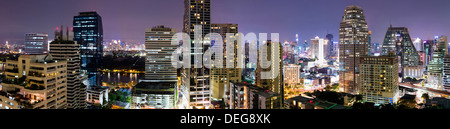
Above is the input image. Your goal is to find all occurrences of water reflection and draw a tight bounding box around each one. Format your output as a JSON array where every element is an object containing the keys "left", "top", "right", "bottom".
[{"left": 102, "top": 72, "right": 144, "bottom": 88}]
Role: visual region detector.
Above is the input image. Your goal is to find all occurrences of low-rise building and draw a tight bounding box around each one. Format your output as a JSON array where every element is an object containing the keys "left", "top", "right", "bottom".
[
  {"left": 131, "top": 81, "right": 176, "bottom": 109},
  {"left": 226, "top": 82, "right": 282, "bottom": 109},
  {"left": 0, "top": 55, "right": 68, "bottom": 109},
  {"left": 86, "top": 85, "right": 109, "bottom": 106}
]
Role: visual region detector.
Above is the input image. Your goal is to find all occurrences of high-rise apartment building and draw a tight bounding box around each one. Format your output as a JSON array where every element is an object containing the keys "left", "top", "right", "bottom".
[
  {"left": 49, "top": 26, "right": 87, "bottom": 109},
  {"left": 0, "top": 55, "right": 67, "bottom": 109},
  {"left": 255, "top": 40, "right": 283, "bottom": 106},
  {"left": 359, "top": 55, "right": 399, "bottom": 105},
  {"left": 144, "top": 26, "right": 178, "bottom": 82},
  {"left": 131, "top": 26, "right": 178, "bottom": 109},
  {"left": 181, "top": 0, "right": 212, "bottom": 109},
  {"left": 283, "top": 64, "right": 301, "bottom": 99},
  {"left": 413, "top": 38, "right": 423, "bottom": 52},
  {"left": 210, "top": 23, "right": 241, "bottom": 100},
  {"left": 311, "top": 36, "right": 329, "bottom": 65},
  {"left": 25, "top": 33, "right": 48, "bottom": 55},
  {"left": 428, "top": 36, "right": 448, "bottom": 90},
  {"left": 73, "top": 11, "right": 103, "bottom": 87},
  {"left": 443, "top": 55, "right": 450, "bottom": 92},
  {"left": 381, "top": 26, "right": 420, "bottom": 77},
  {"left": 338, "top": 5, "right": 370, "bottom": 94}
]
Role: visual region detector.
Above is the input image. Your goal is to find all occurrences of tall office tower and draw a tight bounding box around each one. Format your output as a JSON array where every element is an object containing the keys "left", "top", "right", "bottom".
[
  {"left": 428, "top": 36, "right": 448, "bottom": 90},
  {"left": 73, "top": 11, "right": 103, "bottom": 87},
  {"left": 131, "top": 26, "right": 177, "bottom": 109},
  {"left": 310, "top": 36, "right": 328, "bottom": 64},
  {"left": 371, "top": 43, "right": 381, "bottom": 55},
  {"left": 423, "top": 40, "right": 436, "bottom": 68},
  {"left": 283, "top": 41, "right": 290, "bottom": 59},
  {"left": 368, "top": 31, "right": 372, "bottom": 56},
  {"left": 0, "top": 55, "right": 68, "bottom": 109},
  {"left": 144, "top": 26, "right": 178, "bottom": 82},
  {"left": 182, "top": 0, "right": 212, "bottom": 109},
  {"left": 255, "top": 40, "right": 283, "bottom": 96},
  {"left": 333, "top": 41, "right": 339, "bottom": 58},
  {"left": 210, "top": 23, "right": 241, "bottom": 100},
  {"left": 326, "top": 34, "right": 334, "bottom": 57},
  {"left": 283, "top": 64, "right": 301, "bottom": 99},
  {"left": 413, "top": 38, "right": 423, "bottom": 52},
  {"left": 49, "top": 26, "right": 87, "bottom": 109},
  {"left": 443, "top": 55, "right": 450, "bottom": 92},
  {"left": 359, "top": 55, "right": 399, "bottom": 105},
  {"left": 338, "top": 5, "right": 369, "bottom": 94},
  {"left": 381, "top": 26, "right": 420, "bottom": 77},
  {"left": 25, "top": 33, "right": 49, "bottom": 55}
]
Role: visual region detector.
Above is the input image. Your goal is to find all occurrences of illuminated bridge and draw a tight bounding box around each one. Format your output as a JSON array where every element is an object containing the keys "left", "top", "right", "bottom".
[{"left": 399, "top": 83, "right": 450, "bottom": 96}]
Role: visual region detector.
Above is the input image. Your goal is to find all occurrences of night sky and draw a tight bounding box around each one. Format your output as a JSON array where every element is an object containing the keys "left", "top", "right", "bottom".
[{"left": 1, "top": 0, "right": 450, "bottom": 45}]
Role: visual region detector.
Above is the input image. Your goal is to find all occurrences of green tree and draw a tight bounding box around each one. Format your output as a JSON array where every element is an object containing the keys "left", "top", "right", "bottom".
[
  {"left": 397, "top": 98, "right": 417, "bottom": 109},
  {"left": 421, "top": 93, "right": 430, "bottom": 100}
]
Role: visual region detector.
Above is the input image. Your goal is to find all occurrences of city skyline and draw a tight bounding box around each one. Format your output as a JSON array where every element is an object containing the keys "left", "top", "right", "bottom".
[
  {"left": 1, "top": 0, "right": 450, "bottom": 45},
  {"left": 1, "top": 0, "right": 450, "bottom": 111}
]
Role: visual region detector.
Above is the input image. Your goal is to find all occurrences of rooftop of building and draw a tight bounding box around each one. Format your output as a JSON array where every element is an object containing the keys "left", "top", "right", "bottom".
[
  {"left": 77, "top": 11, "right": 100, "bottom": 16},
  {"left": 50, "top": 40, "right": 78, "bottom": 45},
  {"left": 87, "top": 85, "right": 110, "bottom": 92},
  {"left": 345, "top": 5, "right": 363, "bottom": 10},
  {"left": 7, "top": 55, "right": 62, "bottom": 64},
  {"left": 402, "top": 78, "right": 425, "bottom": 84},
  {"left": 132, "top": 81, "right": 176, "bottom": 95}
]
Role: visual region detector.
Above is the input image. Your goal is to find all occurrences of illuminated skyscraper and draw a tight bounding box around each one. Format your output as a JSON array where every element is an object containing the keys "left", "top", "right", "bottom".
[
  {"left": 130, "top": 26, "right": 178, "bottom": 109},
  {"left": 50, "top": 26, "right": 87, "bottom": 109},
  {"left": 326, "top": 34, "right": 334, "bottom": 57},
  {"left": 283, "top": 64, "right": 301, "bottom": 99},
  {"left": 310, "top": 36, "right": 328, "bottom": 65},
  {"left": 413, "top": 38, "right": 423, "bottom": 52},
  {"left": 443, "top": 55, "right": 450, "bottom": 92},
  {"left": 256, "top": 40, "right": 283, "bottom": 97},
  {"left": 25, "top": 33, "right": 48, "bottom": 55},
  {"left": 181, "top": 0, "right": 212, "bottom": 109},
  {"left": 381, "top": 26, "right": 420, "bottom": 77},
  {"left": 73, "top": 11, "right": 103, "bottom": 87},
  {"left": 144, "top": 26, "right": 178, "bottom": 82},
  {"left": 255, "top": 40, "right": 284, "bottom": 107},
  {"left": 359, "top": 55, "right": 399, "bottom": 105},
  {"left": 428, "top": 36, "right": 448, "bottom": 90},
  {"left": 338, "top": 5, "right": 369, "bottom": 94},
  {"left": 210, "top": 23, "right": 241, "bottom": 100}
]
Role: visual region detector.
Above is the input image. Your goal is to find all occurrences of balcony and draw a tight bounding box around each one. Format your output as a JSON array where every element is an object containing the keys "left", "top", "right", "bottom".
[
  {"left": 28, "top": 71, "right": 46, "bottom": 77},
  {"left": 0, "top": 90, "right": 44, "bottom": 109},
  {"left": 5, "top": 68, "right": 18, "bottom": 73},
  {"left": 24, "top": 84, "right": 46, "bottom": 91},
  {"left": 1, "top": 77, "right": 27, "bottom": 87}
]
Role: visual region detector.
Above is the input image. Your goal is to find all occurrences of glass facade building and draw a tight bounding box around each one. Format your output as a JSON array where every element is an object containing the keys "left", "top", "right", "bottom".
[
  {"left": 381, "top": 26, "right": 420, "bottom": 77},
  {"left": 25, "top": 33, "right": 48, "bottom": 55},
  {"left": 73, "top": 11, "right": 103, "bottom": 87},
  {"left": 428, "top": 36, "right": 448, "bottom": 90}
]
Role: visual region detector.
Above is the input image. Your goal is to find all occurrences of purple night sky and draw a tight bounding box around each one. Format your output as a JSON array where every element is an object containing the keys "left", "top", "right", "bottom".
[{"left": 1, "top": 0, "right": 450, "bottom": 45}]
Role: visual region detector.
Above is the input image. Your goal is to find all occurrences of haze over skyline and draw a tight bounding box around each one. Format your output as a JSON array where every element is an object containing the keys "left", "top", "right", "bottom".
[{"left": 1, "top": 0, "right": 450, "bottom": 45}]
